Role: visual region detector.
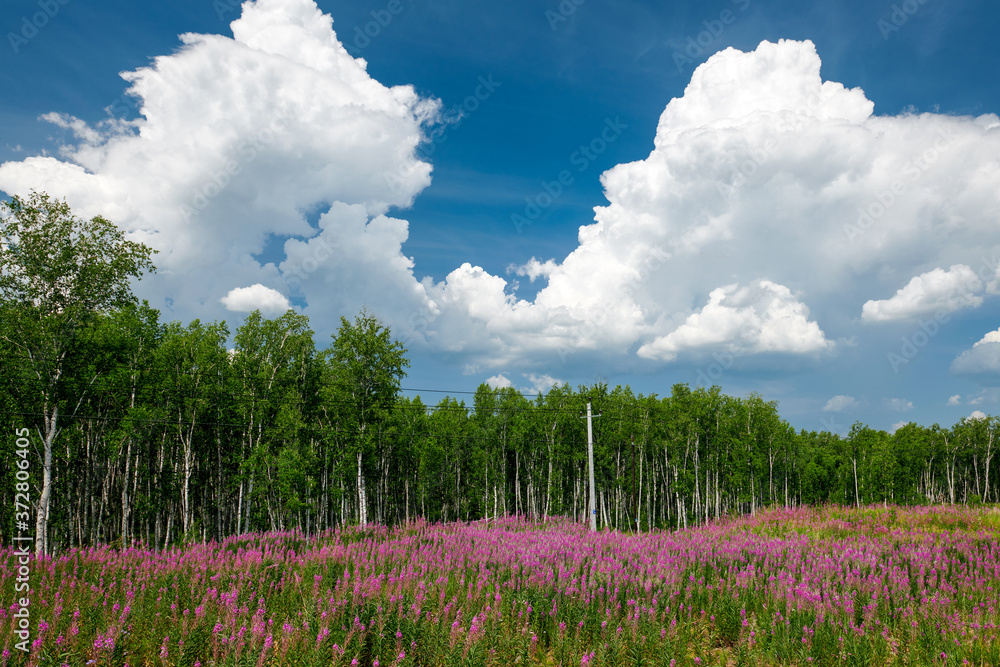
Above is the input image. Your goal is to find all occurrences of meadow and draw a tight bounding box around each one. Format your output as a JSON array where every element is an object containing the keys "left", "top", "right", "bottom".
[{"left": 3, "top": 505, "right": 1000, "bottom": 667}]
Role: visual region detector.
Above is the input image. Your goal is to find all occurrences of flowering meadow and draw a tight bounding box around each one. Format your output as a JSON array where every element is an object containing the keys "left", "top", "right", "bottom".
[{"left": 3, "top": 505, "right": 1000, "bottom": 667}]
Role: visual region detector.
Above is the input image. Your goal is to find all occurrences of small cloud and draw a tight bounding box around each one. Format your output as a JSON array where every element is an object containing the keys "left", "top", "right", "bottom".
[
  {"left": 890, "top": 421, "right": 909, "bottom": 434},
  {"left": 823, "top": 395, "right": 857, "bottom": 412},
  {"left": 638, "top": 280, "right": 832, "bottom": 362},
  {"left": 861, "top": 264, "right": 982, "bottom": 322},
  {"left": 967, "top": 388, "right": 1000, "bottom": 406},
  {"left": 509, "top": 258, "right": 559, "bottom": 282},
  {"left": 40, "top": 112, "right": 103, "bottom": 145},
  {"left": 220, "top": 284, "right": 291, "bottom": 317},
  {"left": 523, "top": 373, "right": 561, "bottom": 395},
  {"left": 485, "top": 374, "right": 512, "bottom": 389},
  {"left": 884, "top": 398, "right": 914, "bottom": 412},
  {"left": 970, "top": 410, "right": 988, "bottom": 421},
  {"left": 952, "top": 328, "right": 1000, "bottom": 376},
  {"left": 947, "top": 394, "right": 962, "bottom": 406}
]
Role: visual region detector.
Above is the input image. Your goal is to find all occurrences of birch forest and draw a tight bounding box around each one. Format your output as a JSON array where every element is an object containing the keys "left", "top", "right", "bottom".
[{"left": 2, "top": 302, "right": 998, "bottom": 554}]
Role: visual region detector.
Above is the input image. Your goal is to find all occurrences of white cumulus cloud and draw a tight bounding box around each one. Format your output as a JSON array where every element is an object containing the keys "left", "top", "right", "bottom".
[
  {"left": 823, "top": 395, "right": 858, "bottom": 412},
  {"left": 951, "top": 328, "right": 1000, "bottom": 376},
  {"left": 485, "top": 374, "right": 513, "bottom": 390},
  {"left": 523, "top": 373, "right": 562, "bottom": 395},
  {"left": 861, "top": 265, "right": 983, "bottom": 322},
  {"left": 890, "top": 421, "right": 909, "bottom": 434},
  {"left": 221, "top": 284, "right": 292, "bottom": 317},
  {"left": 637, "top": 280, "right": 831, "bottom": 362},
  {"left": 424, "top": 37, "right": 1000, "bottom": 370},
  {"left": 0, "top": 0, "right": 437, "bottom": 330}
]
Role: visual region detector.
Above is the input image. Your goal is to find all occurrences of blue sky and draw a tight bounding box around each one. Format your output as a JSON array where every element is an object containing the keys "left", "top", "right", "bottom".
[{"left": 2, "top": 0, "right": 999, "bottom": 434}]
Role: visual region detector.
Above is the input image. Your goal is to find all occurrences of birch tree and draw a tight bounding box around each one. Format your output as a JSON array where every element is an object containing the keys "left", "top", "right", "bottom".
[
  {"left": 0, "top": 192, "right": 155, "bottom": 555},
  {"left": 326, "top": 310, "right": 408, "bottom": 528}
]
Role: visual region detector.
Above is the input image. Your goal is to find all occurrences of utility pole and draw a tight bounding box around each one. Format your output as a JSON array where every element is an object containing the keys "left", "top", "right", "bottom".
[
  {"left": 583, "top": 398, "right": 600, "bottom": 532},
  {"left": 630, "top": 433, "right": 636, "bottom": 532}
]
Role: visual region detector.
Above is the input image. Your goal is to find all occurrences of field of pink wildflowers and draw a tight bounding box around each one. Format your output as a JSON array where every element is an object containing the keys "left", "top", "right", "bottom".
[{"left": 3, "top": 505, "right": 1000, "bottom": 667}]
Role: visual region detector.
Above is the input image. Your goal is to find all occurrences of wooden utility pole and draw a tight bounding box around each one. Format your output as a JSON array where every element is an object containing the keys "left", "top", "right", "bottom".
[{"left": 630, "top": 433, "right": 636, "bottom": 531}]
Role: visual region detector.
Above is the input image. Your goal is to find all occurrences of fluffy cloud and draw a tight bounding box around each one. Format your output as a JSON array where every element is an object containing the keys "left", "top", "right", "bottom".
[
  {"left": 510, "top": 258, "right": 559, "bottom": 283},
  {"left": 221, "top": 284, "right": 292, "bottom": 317},
  {"left": 483, "top": 372, "right": 562, "bottom": 396},
  {"left": 951, "top": 328, "right": 1000, "bottom": 376},
  {"left": 823, "top": 395, "right": 857, "bottom": 412},
  {"left": 970, "top": 410, "right": 988, "bottom": 421},
  {"left": 948, "top": 394, "right": 962, "bottom": 406},
  {"left": 523, "top": 374, "right": 562, "bottom": 395},
  {"left": 3, "top": 14, "right": 1000, "bottom": 377},
  {"left": 638, "top": 280, "right": 831, "bottom": 361},
  {"left": 485, "top": 374, "right": 513, "bottom": 390},
  {"left": 423, "top": 37, "right": 1000, "bottom": 369},
  {"left": 861, "top": 265, "right": 983, "bottom": 322},
  {"left": 0, "top": 0, "right": 436, "bottom": 327}
]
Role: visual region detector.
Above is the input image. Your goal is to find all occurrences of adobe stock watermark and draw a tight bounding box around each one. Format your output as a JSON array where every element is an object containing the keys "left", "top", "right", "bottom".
[
  {"left": 279, "top": 233, "right": 342, "bottom": 293},
  {"left": 693, "top": 326, "right": 758, "bottom": 388},
  {"left": 715, "top": 137, "right": 779, "bottom": 200},
  {"left": 400, "top": 303, "right": 439, "bottom": 349},
  {"left": 886, "top": 310, "right": 952, "bottom": 374},
  {"left": 887, "top": 255, "right": 998, "bottom": 373},
  {"left": 554, "top": 315, "right": 601, "bottom": 365},
  {"left": 877, "top": 0, "right": 931, "bottom": 40},
  {"left": 844, "top": 126, "right": 958, "bottom": 244},
  {"left": 12, "top": 426, "right": 34, "bottom": 652},
  {"left": 546, "top": 0, "right": 586, "bottom": 31},
  {"left": 213, "top": 0, "right": 241, "bottom": 21},
  {"left": 180, "top": 114, "right": 291, "bottom": 221},
  {"left": 385, "top": 75, "right": 501, "bottom": 194},
  {"left": 511, "top": 116, "right": 628, "bottom": 234},
  {"left": 718, "top": 87, "right": 842, "bottom": 201},
  {"left": 672, "top": 0, "right": 751, "bottom": 73},
  {"left": 819, "top": 414, "right": 846, "bottom": 435},
  {"left": 344, "top": 0, "right": 415, "bottom": 56},
  {"left": 7, "top": 0, "right": 71, "bottom": 54}
]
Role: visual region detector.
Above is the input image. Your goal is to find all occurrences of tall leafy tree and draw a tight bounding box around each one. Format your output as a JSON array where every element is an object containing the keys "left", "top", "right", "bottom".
[
  {"left": 231, "top": 310, "right": 314, "bottom": 533},
  {"left": 157, "top": 318, "right": 230, "bottom": 539},
  {"left": 326, "top": 310, "right": 408, "bottom": 527},
  {"left": 0, "top": 192, "right": 155, "bottom": 554}
]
